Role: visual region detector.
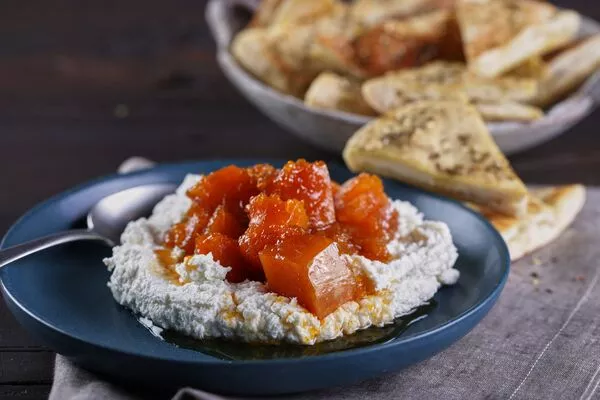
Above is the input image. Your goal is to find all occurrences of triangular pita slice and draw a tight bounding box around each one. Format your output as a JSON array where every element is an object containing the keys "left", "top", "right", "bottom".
[
  {"left": 474, "top": 102, "right": 544, "bottom": 122},
  {"left": 235, "top": 6, "right": 365, "bottom": 95},
  {"left": 530, "top": 184, "right": 586, "bottom": 237},
  {"left": 467, "top": 195, "right": 553, "bottom": 248},
  {"left": 304, "top": 72, "right": 376, "bottom": 116},
  {"left": 307, "top": 6, "right": 365, "bottom": 77},
  {"left": 506, "top": 56, "right": 548, "bottom": 80},
  {"left": 231, "top": 26, "right": 318, "bottom": 97},
  {"left": 469, "top": 185, "right": 585, "bottom": 261},
  {"left": 531, "top": 34, "right": 600, "bottom": 107},
  {"left": 343, "top": 100, "right": 528, "bottom": 216},
  {"left": 362, "top": 61, "right": 537, "bottom": 114},
  {"left": 456, "top": 0, "right": 580, "bottom": 78},
  {"left": 361, "top": 65, "right": 468, "bottom": 113}
]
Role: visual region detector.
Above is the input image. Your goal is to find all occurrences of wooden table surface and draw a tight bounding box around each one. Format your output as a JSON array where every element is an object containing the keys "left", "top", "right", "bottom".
[{"left": 0, "top": 1, "right": 598, "bottom": 398}]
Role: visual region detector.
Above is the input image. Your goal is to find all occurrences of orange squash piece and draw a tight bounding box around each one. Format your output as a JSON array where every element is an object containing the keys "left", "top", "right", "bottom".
[
  {"left": 195, "top": 233, "right": 249, "bottom": 283},
  {"left": 335, "top": 173, "right": 389, "bottom": 225},
  {"left": 164, "top": 209, "right": 211, "bottom": 254},
  {"left": 260, "top": 234, "right": 361, "bottom": 319},
  {"left": 239, "top": 193, "right": 309, "bottom": 272},
  {"left": 322, "top": 222, "right": 360, "bottom": 256},
  {"left": 205, "top": 205, "right": 246, "bottom": 239},
  {"left": 330, "top": 181, "right": 342, "bottom": 199},
  {"left": 334, "top": 173, "right": 397, "bottom": 261},
  {"left": 247, "top": 163, "right": 278, "bottom": 191},
  {"left": 245, "top": 192, "right": 310, "bottom": 228},
  {"left": 267, "top": 159, "right": 336, "bottom": 229},
  {"left": 186, "top": 165, "right": 258, "bottom": 215}
]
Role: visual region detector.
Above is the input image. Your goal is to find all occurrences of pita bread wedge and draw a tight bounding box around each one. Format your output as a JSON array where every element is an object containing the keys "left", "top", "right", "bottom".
[
  {"left": 468, "top": 195, "right": 553, "bottom": 251},
  {"left": 235, "top": 7, "right": 365, "bottom": 94},
  {"left": 532, "top": 35, "right": 600, "bottom": 107},
  {"left": 308, "top": 6, "right": 365, "bottom": 77},
  {"left": 362, "top": 61, "right": 537, "bottom": 113},
  {"left": 304, "top": 72, "right": 376, "bottom": 116},
  {"left": 231, "top": 27, "right": 318, "bottom": 97},
  {"left": 361, "top": 62, "right": 469, "bottom": 113},
  {"left": 507, "top": 56, "right": 548, "bottom": 79},
  {"left": 457, "top": 0, "right": 580, "bottom": 78},
  {"left": 542, "top": 38, "right": 585, "bottom": 61},
  {"left": 530, "top": 184, "right": 586, "bottom": 237},
  {"left": 470, "top": 184, "right": 585, "bottom": 261},
  {"left": 343, "top": 100, "right": 528, "bottom": 216},
  {"left": 463, "top": 75, "right": 538, "bottom": 104},
  {"left": 475, "top": 102, "right": 544, "bottom": 122},
  {"left": 351, "top": 0, "right": 456, "bottom": 27}
]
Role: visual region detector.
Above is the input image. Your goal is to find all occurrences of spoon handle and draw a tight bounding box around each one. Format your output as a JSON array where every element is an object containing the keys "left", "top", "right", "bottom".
[{"left": 0, "top": 230, "right": 111, "bottom": 268}]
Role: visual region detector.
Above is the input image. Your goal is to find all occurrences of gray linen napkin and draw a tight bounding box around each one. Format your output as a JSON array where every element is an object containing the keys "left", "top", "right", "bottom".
[{"left": 50, "top": 158, "right": 600, "bottom": 400}]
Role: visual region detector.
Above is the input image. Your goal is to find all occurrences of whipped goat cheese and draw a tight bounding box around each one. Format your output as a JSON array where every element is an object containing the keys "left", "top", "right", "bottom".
[{"left": 104, "top": 174, "right": 459, "bottom": 345}]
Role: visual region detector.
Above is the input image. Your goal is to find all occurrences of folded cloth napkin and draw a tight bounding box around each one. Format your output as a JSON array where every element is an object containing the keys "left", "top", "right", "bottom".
[{"left": 50, "top": 158, "right": 600, "bottom": 400}]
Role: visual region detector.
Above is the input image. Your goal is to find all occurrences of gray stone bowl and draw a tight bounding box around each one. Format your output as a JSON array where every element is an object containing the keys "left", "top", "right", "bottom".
[{"left": 205, "top": 0, "right": 600, "bottom": 155}]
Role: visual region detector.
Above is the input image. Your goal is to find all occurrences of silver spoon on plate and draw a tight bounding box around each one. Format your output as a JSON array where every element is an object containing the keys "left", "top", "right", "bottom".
[{"left": 0, "top": 183, "right": 176, "bottom": 268}]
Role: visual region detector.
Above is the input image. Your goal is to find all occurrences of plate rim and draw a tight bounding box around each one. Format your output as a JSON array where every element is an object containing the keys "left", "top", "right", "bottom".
[{"left": 0, "top": 159, "right": 511, "bottom": 366}]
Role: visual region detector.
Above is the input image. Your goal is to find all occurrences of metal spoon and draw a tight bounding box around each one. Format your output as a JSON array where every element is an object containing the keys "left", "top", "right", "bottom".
[{"left": 0, "top": 183, "right": 177, "bottom": 268}]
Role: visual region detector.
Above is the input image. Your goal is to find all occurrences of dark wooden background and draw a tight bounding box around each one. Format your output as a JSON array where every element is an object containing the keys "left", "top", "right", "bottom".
[{"left": 0, "top": 0, "right": 598, "bottom": 398}]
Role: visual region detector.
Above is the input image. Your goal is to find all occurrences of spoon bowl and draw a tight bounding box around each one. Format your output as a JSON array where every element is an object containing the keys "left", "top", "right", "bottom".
[
  {"left": 0, "top": 183, "right": 177, "bottom": 268},
  {"left": 87, "top": 183, "right": 177, "bottom": 245}
]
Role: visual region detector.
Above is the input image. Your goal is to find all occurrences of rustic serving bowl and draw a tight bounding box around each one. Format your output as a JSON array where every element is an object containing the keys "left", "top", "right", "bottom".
[{"left": 206, "top": 0, "right": 600, "bottom": 155}]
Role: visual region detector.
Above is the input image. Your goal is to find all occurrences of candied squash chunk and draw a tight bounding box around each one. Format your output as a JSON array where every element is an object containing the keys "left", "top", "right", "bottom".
[
  {"left": 245, "top": 192, "right": 310, "bottom": 228},
  {"left": 335, "top": 173, "right": 389, "bottom": 225},
  {"left": 205, "top": 205, "right": 246, "bottom": 239},
  {"left": 195, "top": 233, "right": 249, "bottom": 283},
  {"left": 247, "top": 163, "right": 278, "bottom": 191},
  {"left": 164, "top": 209, "right": 210, "bottom": 254},
  {"left": 267, "top": 159, "right": 336, "bottom": 229},
  {"left": 322, "top": 223, "right": 360, "bottom": 256},
  {"left": 260, "top": 235, "right": 361, "bottom": 319},
  {"left": 330, "top": 181, "right": 342, "bottom": 199},
  {"left": 186, "top": 165, "right": 258, "bottom": 214},
  {"left": 239, "top": 193, "right": 309, "bottom": 272},
  {"left": 334, "top": 174, "right": 397, "bottom": 261}
]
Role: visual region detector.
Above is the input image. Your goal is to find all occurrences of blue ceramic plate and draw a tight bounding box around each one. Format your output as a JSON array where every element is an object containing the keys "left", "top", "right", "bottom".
[{"left": 0, "top": 160, "right": 510, "bottom": 395}]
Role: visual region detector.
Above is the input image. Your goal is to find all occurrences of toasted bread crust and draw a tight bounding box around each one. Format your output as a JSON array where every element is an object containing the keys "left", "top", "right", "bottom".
[
  {"left": 475, "top": 102, "right": 544, "bottom": 122},
  {"left": 231, "top": 27, "right": 318, "bottom": 97},
  {"left": 362, "top": 61, "right": 538, "bottom": 113},
  {"left": 465, "top": 9, "right": 581, "bottom": 78},
  {"left": 304, "top": 72, "right": 376, "bottom": 116},
  {"left": 471, "top": 184, "right": 586, "bottom": 261},
  {"left": 532, "top": 34, "right": 600, "bottom": 107},
  {"left": 343, "top": 100, "right": 528, "bottom": 216},
  {"left": 457, "top": 0, "right": 557, "bottom": 62}
]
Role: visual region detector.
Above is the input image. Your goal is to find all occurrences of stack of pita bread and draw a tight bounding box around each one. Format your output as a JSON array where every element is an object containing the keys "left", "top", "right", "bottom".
[
  {"left": 231, "top": 0, "right": 600, "bottom": 122},
  {"left": 343, "top": 100, "right": 586, "bottom": 261}
]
